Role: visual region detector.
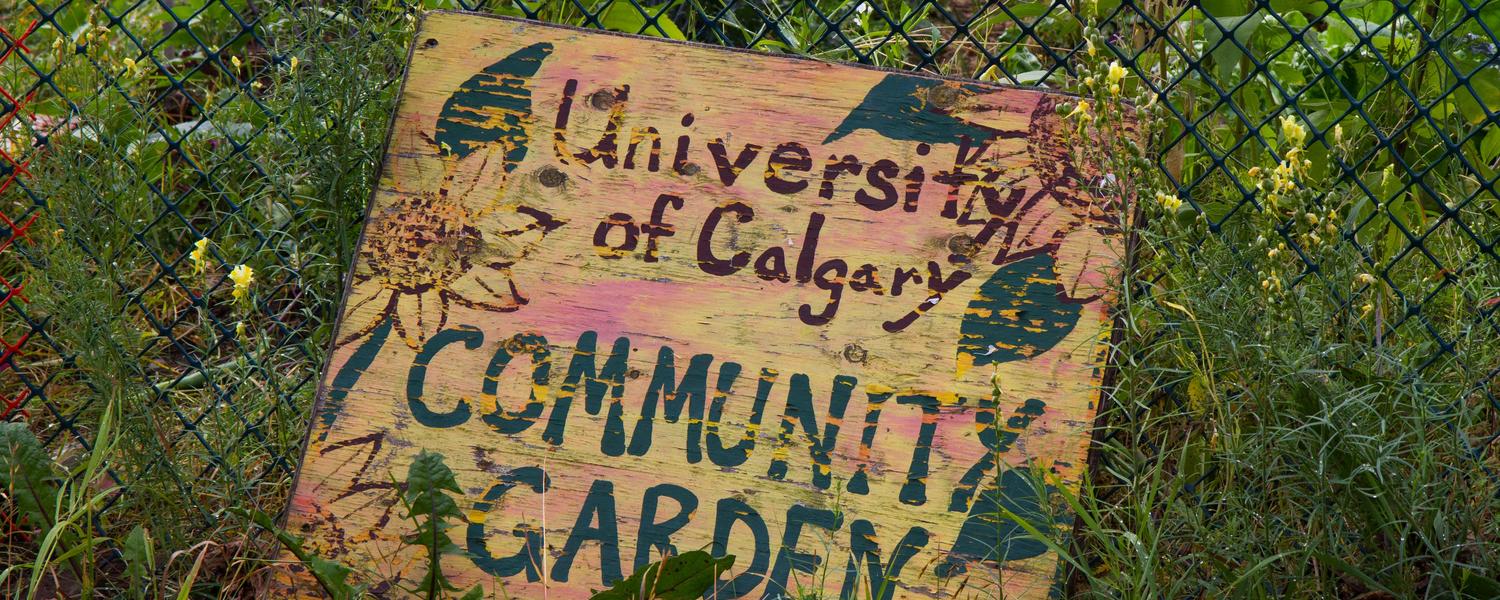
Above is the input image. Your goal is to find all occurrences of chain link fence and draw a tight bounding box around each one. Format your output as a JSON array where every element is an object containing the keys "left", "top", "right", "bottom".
[{"left": 1, "top": 0, "right": 1496, "bottom": 586}]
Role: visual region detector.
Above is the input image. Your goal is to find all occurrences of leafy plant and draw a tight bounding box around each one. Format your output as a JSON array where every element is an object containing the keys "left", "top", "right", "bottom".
[
  {"left": 245, "top": 509, "right": 364, "bottom": 600},
  {"left": 395, "top": 450, "right": 483, "bottom": 600},
  {"left": 590, "top": 550, "right": 735, "bottom": 600},
  {"left": 0, "top": 422, "right": 62, "bottom": 551},
  {"left": 121, "top": 525, "right": 157, "bottom": 600}
]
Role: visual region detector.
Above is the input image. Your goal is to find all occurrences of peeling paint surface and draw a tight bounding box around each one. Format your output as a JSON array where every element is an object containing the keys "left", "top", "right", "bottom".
[{"left": 282, "top": 13, "right": 1126, "bottom": 599}]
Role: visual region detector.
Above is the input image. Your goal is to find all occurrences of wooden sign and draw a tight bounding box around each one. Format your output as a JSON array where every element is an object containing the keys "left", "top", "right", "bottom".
[{"left": 283, "top": 11, "right": 1124, "bottom": 599}]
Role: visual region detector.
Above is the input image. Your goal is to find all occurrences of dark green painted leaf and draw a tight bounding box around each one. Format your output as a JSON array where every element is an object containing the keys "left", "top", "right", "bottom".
[
  {"left": 957, "top": 253, "right": 1082, "bottom": 377},
  {"left": 938, "top": 469, "right": 1068, "bottom": 577},
  {"left": 434, "top": 42, "right": 554, "bottom": 164},
  {"left": 590, "top": 550, "right": 735, "bottom": 600},
  {"left": 824, "top": 73, "right": 1004, "bottom": 146}
]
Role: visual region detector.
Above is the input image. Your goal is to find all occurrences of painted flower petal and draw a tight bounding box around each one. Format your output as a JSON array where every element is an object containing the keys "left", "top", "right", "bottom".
[
  {"left": 392, "top": 290, "right": 449, "bottom": 349},
  {"left": 450, "top": 265, "right": 527, "bottom": 313},
  {"left": 335, "top": 287, "right": 396, "bottom": 346}
]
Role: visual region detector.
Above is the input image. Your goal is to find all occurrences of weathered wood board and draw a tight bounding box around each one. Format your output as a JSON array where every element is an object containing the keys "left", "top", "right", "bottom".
[{"left": 282, "top": 11, "right": 1125, "bottom": 599}]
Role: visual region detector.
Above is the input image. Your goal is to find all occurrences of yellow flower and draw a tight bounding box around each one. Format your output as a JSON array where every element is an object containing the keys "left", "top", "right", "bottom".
[
  {"left": 1155, "top": 191, "right": 1182, "bottom": 212},
  {"left": 1084, "top": 75, "right": 1095, "bottom": 87},
  {"left": 1247, "top": 166, "right": 1262, "bottom": 178},
  {"left": 1106, "top": 61, "right": 1126, "bottom": 92},
  {"left": 122, "top": 57, "right": 136, "bottom": 73},
  {"left": 236, "top": 321, "right": 247, "bottom": 337},
  {"left": 229, "top": 264, "right": 255, "bottom": 301},
  {"left": 190, "top": 238, "right": 210, "bottom": 274},
  {"left": 1355, "top": 273, "right": 1376, "bottom": 287},
  {"left": 1068, "top": 100, "right": 1092, "bottom": 121},
  {"left": 1333, "top": 123, "right": 1344, "bottom": 146},
  {"left": 1360, "top": 303, "right": 1374, "bottom": 317},
  {"left": 1280, "top": 115, "right": 1306, "bottom": 148},
  {"left": 1086, "top": 38, "right": 1097, "bottom": 57},
  {"left": 289, "top": 56, "right": 300, "bottom": 73},
  {"left": 230, "top": 55, "right": 242, "bottom": 71}
]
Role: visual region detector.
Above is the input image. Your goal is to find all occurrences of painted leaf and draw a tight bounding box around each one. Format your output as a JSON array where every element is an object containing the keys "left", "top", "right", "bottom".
[
  {"left": 957, "top": 253, "right": 1082, "bottom": 378},
  {"left": 824, "top": 73, "right": 1008, "bottom": 145},
  {"left": 434, "top": 41, "right": 554, "bottom": 163},
  {"left": 937, "top": 468, "right": 1067, "bottom": 577}
]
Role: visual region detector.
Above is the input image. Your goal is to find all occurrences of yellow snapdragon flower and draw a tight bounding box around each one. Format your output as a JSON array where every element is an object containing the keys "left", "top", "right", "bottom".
[
  {"left": 190, "top": 238, "right": 210, "bottom": 274},
  {"left": 1280, "top": 115, "right": 1306, "bottom": 148},
  {"left": 229, "top": 264, "right": 255, "bottom": 301},
  {"left": 1106, "top": 61, "right": 1126, "bottom": 94},
  {"left": 1155, "top": 191, "right": 1183, "bottom": 212},
  {"left": 1068, "top": 100, "right": 1092, "bottom": 121}
]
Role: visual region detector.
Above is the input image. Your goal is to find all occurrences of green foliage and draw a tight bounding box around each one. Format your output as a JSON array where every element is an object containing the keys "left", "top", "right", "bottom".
[
  {"left": 591, "top": 550, "right": 735, "bottom": 600},
  {"left": 0, "top": 423, "right": 62, "bottom": 539},
  {"left": 245, "top": 509, "right": 364, "bottom": 600},
  {"left": 597, "top": 0, "right": 688, "bottom": 40},
  {"left": 398, "top": 450, "right": 473, "bottom": 599},
  {"left": 246, "top": 451, "right": 490, "bottom": 600},
  {"left": 121, "top": 525, "right": 156, "bottom": 600},
  {"left": 2, "top": 0, "right": 1494, "bottom": 598}
]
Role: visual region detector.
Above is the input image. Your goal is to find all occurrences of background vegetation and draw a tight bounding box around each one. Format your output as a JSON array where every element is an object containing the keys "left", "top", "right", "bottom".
[{"left": 0, "top": 0, "right": 1496, "bottom": 598}]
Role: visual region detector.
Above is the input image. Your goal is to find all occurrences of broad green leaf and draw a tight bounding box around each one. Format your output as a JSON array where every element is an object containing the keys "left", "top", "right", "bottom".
[
  {"left": 123, "top": 525, "right": 155, "bottom": 598},
  {"left": 1201, "top": 12, "right": 1266, "bottom": 83},
  {"left": 1481, "top": 127, "right": 1500, "bottom": 165},
  {"left": 598, "top": 1, "right": 687, "bottom": 40},
  {"left": 0, "top": 422, "right": 61, "bottom": 535},
  {"left": 459, "top": 586, "right": 486, "bottom": 600},
  {"left": 590, "top": 551, "right": 735, "bottom": 600}
]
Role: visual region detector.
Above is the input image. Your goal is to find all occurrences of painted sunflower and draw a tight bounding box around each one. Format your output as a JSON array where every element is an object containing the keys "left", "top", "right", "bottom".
[{"left": 337, "top": 42, "right": 562, "bottom": 349}]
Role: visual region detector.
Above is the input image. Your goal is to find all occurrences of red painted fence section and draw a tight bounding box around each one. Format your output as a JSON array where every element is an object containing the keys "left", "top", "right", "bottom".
[{"left": 0, "top": 19, "right": 39, "bottom": 421}]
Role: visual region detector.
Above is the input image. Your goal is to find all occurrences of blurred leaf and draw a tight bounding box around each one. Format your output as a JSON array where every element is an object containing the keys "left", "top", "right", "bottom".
[
  {"left": 122, "top": 525, "right": 155, "bottom": 600},
  {"left": 1202, "top": 12, "right": 1266, "bottom": 83},
  {"left": 0, "top": 422, "right": 61, "bottom": 535},
  {"left": 599, "top": 0, "right": 686, "bottom": 40},
  {"left": 1481, "top": 127, "right": 1500, "bottom": 165},
  {"left": 591, "top": 551, "right": 735, "bottom": 600}
]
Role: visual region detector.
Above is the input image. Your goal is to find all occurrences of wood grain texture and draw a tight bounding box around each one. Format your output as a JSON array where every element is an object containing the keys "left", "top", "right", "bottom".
[{"left": 280, "top": 12, "right": 1126, "bottom": 599}]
